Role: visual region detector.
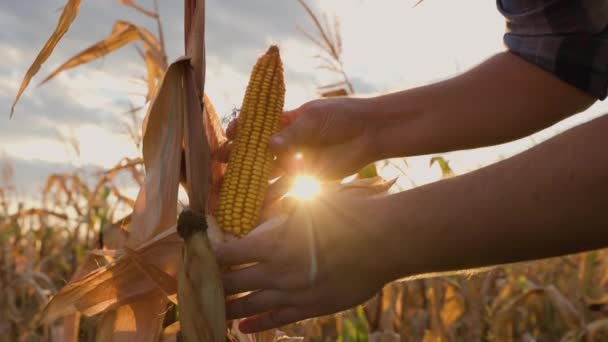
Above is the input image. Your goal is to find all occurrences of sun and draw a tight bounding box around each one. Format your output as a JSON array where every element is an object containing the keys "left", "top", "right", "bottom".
[{"left": 288, "top": 175, "right": 322, "bottom": 201}]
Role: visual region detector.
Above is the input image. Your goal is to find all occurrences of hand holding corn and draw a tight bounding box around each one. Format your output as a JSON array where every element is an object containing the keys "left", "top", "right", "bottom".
[
  {"left": 215, "top": 194, "right": 394, "bottom": 334},
  {"left": 216, "top": 96, "right": 382, "bottom": 180}
]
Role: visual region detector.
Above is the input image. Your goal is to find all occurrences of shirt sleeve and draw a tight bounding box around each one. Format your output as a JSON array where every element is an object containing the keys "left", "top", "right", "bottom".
[{"left": 497, "top": 0, "right": 608, "bottom": 100}]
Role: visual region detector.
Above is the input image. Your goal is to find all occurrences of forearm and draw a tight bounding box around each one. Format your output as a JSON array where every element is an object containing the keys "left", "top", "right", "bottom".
[
  {"left": 366, "top": 52, "right": 596, "bottom": 158},
  {"left": 377, "top": 113, "right": 608, "bottom": 279}
]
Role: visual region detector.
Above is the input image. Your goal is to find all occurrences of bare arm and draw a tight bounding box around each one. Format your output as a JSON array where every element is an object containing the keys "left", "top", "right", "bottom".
[
  {"left": 369, "top": 52, "right": 597, "bottom": 158},
  {"left": 264, "top": 52, "right": 597, "bottom": 179},
  {"left": 380, "top": 112, "right": 608, "bottom": 279},
  {"left": 216, "top": 109, "right": 608, "bottom": 334}
]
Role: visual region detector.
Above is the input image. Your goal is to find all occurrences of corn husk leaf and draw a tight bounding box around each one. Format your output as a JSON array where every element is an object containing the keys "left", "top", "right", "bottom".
[
  {"left": 41, "top": 59, "right": 194, "bottom": 333},
  {"left": 94, "top": 293, "right": 166, "bottom": 342},
  {"left": 182, "top": 64, "right": 210, "bottom": 214},
  {"left": 40, "top": 229, "right": 181, "bottom": 324},
  {"left": 143, "top": 50, "right": 164, "bottom": 101},
  {"left": 544, "top": 285, "right": 584, "bottom": 329},
  {"left": 178, "top": 231, "right": 225, "bottom": 342},
  {"left": 128, "top": 59, "right": 188, "bottom": 248},
  {"left": 178, "top": 2, "right": 226, "bottom": 340},
  {"left": 440, "top": 282, "right": 464, "bottom": 329},
  {"left": 59, "top": 253, "right": 109, "bottom": 342},
  {"left": 117, "top": 0, "right": 158, "bottom": 18},
  {"left": 39, "top": 20, "right": 165, "bottom": 86},
  {"left": 368, "top": 331, "right": 401, "bottom": 342},
  {"left": 10, "top": 0, "right": 81, "bottom": 116},
  {"left": 185, "top": 0, "right": 205, "bottom": 92},
  {"left": 162, "top": 322, "right": 181, "bottom": 342}
]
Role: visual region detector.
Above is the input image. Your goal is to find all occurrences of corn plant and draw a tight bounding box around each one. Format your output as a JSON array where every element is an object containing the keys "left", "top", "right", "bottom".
[{"left": 6, "top": 0, "right": 608, "bottom": 341}]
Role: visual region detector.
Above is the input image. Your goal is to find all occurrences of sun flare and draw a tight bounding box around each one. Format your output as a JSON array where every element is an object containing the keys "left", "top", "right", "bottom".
[{"left": 289, "top": 175, "right": 322, "bottom": 200}]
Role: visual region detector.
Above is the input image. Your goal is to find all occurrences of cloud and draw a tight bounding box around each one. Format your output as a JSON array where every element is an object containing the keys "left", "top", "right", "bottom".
[
  {"left": 0, "top": 0, "right": 325, "bottom": 196},
  {"left": 1, "top": 0, "right": 321, "bottom": 135}
]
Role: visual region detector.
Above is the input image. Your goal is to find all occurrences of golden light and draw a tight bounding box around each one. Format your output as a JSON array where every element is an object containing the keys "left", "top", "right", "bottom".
[{"left": 288, "top": 175, "right": 321, "bottom": 201}]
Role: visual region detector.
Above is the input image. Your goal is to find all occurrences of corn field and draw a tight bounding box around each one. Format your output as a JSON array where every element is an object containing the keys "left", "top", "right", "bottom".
[{"left": 3, "top": 0, "right": 608, "bottom": 341}]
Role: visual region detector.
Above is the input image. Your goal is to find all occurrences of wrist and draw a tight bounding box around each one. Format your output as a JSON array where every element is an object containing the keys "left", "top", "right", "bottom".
[
  {"left": 368, "top": 190, "right": 438, "bottom": 281},
  {"left": 363, "top": 91, "right": 429, "bottom": 160}
]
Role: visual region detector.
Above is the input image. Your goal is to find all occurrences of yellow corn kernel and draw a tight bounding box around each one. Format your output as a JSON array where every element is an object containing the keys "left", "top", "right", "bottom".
[{"left": 216, "top": 45, "right": 285, "bottom": 236}]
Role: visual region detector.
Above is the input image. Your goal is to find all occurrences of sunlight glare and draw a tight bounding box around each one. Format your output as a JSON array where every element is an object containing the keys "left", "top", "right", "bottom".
[{"left": 289, "top": 175, "right": 321, "bottom": 201}]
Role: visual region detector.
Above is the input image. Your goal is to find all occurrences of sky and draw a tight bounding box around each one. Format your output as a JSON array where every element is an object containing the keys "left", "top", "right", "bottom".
[{"left": 1, "top": 0, "right": 607, "bottom": 201}]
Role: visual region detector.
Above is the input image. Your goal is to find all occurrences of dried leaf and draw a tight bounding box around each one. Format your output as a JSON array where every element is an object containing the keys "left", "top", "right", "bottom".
[
  {"left": 183, "top": 65, "right": 211, "bottom": 214},
  {"left": 10, "top": 0, "right": 81, "bottom": 116},
  {"left": 440, "top": 283, "right": 464, "bottom": 329},
  {"left": 185, "top": 0, "right": 205, "bottom": 92},
  {"left": 493, "top": 287, "right": 544, "bottom": 319},
  {"left": 368, "top": 331, "right": 401, "bottom": 342},
  {"left": 162, "top": 322, "right": 181, "bottom": 342},
  {"left": 143, "top": 50, "right": 163, "bottom": 101},
  {"left": 124, "top": 247, "right": 178, "bottom": 303},
  {"left": 40, "top": 229, "right": 181, "bottom": 323},
  {"left": 585, "top": 319, "right": 608, "bottom": 340},
  {"left": 95, "top": 294, "right": 167, "bottom": 342},
  {"left": 117, "top": 0, "right": 158, "bottom": 18},
  {"left": 129, "top": 59, "right": 190, "bottom": 247},
  {"left": 60, "top": 254, "right": 108, "bottom": 342},
  {"left": 544, "top": 285, "right": 584, "bottom": 329},
  {"left": 40, "top": 21, "right": 164, "bottom": 86}
]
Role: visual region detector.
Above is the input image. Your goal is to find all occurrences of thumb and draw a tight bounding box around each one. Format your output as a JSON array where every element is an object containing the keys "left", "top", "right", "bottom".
[{"left": 270, "top": 109, "right": 320, "bottom": 153}]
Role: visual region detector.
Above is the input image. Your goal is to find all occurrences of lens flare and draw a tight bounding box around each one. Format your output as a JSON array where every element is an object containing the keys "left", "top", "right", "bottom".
[{"left": 289, "top": 175, "right": 321, "bottom": 200}]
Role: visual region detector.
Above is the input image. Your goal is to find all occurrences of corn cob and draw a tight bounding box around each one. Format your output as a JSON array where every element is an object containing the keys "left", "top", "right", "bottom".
[{"left": 216, "top": 45, "right": 285, "bottom": 236}]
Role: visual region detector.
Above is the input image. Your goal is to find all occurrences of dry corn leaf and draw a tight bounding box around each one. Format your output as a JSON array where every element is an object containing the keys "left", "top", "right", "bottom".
[
  {"left": 162, "top": 322, "right": 181, "bottom": 342},
  {"left": 103, "top": 217, "right": 131, "bottom": 250},
  {"left": 96, "top": 310, "right": 118, "bottom": 342},
  {"left": 440, "top": 282, "right": 465, "bottom": 329},
  {"left": 584, "top": 318, "right": 608, "bottom": 340},
  {"left": 124, "top": 247, "right": 178, "bottom": 302},
  {"left": 117, "top": 0, "right": 158, "bottom": 18},
  {"left": 182, "top": 64, "right": 211, "bottom": 214},
  {"left": 40, "top": 21, "right": 165, "bottom": 86},
  {"left": 493, "top": 287, "right": 544, "bottom": 320},
  {"left": 143, "top": 50, "right": 163, "bottom": 101},
  {"left": 40, "top": 229, "right": 181, "bottom": 324},
  {"left": 185, "top": 0, "right": 206, "bottom": 91},
  {"left": 128, "top": 59, "right": 188, "bottom": 248},
  {"left": 59, "top": 253, "right": 109, "bottom": 342},
  {"left": 94, "top": 293, "right": 167, "bottom": 342},
  {"left": 10, "top": 0, "right": 81, "bottom": 116},
  {"left": 544, "top": 285, "right": 584, "bottom": 329},
  {"left": 41, "top": 56, "right": 206, "bottom": 340},
  {"left": 368, "top": 331, "right": 401, "bottom": 342},
  {"left": 422, "top": 330, "right": 442, "bottom": 342},
  {"left": 178, "top": 3, "right": 226, "bottom": 337}
]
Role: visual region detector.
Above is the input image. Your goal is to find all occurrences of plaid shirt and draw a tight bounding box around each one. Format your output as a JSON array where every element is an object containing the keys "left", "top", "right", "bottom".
[{"left": 498, "top": 0, "right": 608, "bottom": 100}]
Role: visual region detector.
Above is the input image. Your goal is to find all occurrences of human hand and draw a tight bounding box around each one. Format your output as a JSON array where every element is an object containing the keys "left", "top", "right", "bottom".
[
  {"left": 214, "top": 194, "right": 395, "bottom": 333},
  {"left": 216, "top": 97, "right": 380, "bottom": 180}
]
